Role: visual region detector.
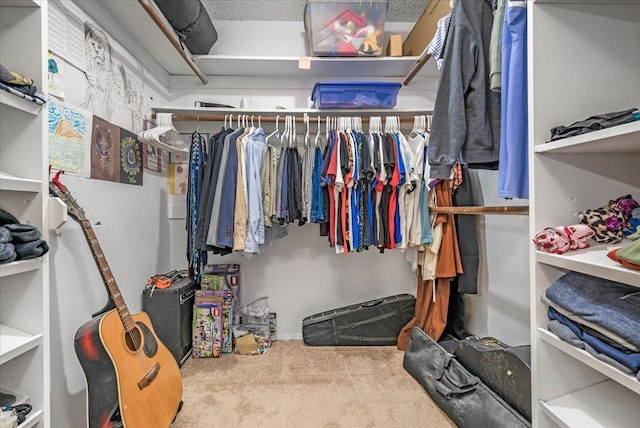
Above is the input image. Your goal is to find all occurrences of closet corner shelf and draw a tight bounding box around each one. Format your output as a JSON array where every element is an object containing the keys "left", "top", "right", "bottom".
[
  {"left": 535, "top": 243, "right": 640, "bottom": 287},
  {"left": 539, "top": 379, "right": 640, "bottom": 428},
  {"left": 534, "top": 121, "right": 640, "bottom": 154},
  {"left": 192, "top": 55, "right": 429, "bottom": 79},
  {"left": 538, "top": 328, "right": 640, "bottom": 394},
  {"left": 96, "top": 0, "right": 206, "bottom": 82},
  {"left": 0, "top": 324, "right": 42, "bottom": 365},
  {"left": 0, "top": 258, "right": 42, "bottom": 278},
  {"left": 0, "top": 171, "right": 42, "bottom": 192},
  {"left": 0, "top": 91, "right": 42, "bottom": 115}
]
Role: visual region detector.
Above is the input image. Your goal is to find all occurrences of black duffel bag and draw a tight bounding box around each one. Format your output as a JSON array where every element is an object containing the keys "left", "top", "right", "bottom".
[
  {"left": 155, "top": 0, "right": 217, "bottom": 55},
  {"left": 403, "top": 327, "right": 531, "bottom": 428}
]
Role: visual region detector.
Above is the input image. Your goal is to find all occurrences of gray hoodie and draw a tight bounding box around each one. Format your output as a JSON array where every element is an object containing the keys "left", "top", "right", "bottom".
[{"left": 428, "top": 0, "right": 501, "bottom": 179}]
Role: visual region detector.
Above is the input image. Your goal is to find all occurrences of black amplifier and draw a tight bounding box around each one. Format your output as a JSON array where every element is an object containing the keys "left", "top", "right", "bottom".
[{"left": 142, "top": 276, "right": 197, "bottom": 366}]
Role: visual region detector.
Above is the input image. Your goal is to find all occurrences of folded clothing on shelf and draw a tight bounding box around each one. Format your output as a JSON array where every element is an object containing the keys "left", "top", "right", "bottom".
[
  {"left": 548, "top": 107, "right": 639, "bottom": 141},
  {"left": 545, "top": 271, "right": 640, "bottom": 350},
  {"left": 532, "top": 224, "right": 594, "bottom": 254},
  {"left": 577, "top": 194, "right": 639, "bottom": 244}
]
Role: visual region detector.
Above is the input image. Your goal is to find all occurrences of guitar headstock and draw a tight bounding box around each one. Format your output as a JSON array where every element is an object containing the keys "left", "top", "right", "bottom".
[{"left": 49, "top": 170, "right": 87, "bottom": 222}]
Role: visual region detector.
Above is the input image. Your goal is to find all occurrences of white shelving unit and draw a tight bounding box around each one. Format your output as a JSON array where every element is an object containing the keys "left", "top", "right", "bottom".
[
  {"left": 529, "top": 2, "right": 640, "bottom": 427},
  {"left": 0, "top": 0, "right": 49, "bottom": 426}
]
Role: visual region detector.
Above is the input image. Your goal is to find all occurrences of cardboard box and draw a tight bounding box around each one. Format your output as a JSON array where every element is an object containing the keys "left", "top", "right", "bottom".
[
  {"left": 200, "top": 273, "right": 228, "bottom": 291},
  {"left": 386, "top": 34, "right": 403, "bottom": 57},
  {"left": 402, "top": 0, "right": 452, "bottom": 56},
  {"left": 204, "top": 264, "right": 241, "bottom": 324},
  {"left": 192, "top": 292, "right": 223, "bottom": 358}
]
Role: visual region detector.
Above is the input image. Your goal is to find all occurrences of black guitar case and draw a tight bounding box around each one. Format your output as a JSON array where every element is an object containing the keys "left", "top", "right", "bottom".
[
  {"left": 302, "top": 294, "right": 415, "bottom": 346},
  {"left": 404, "top": 327, "right": 531, "bottom": 428},
  {"left": 454, "top": 336, "right": 532, "bottom": 422}
]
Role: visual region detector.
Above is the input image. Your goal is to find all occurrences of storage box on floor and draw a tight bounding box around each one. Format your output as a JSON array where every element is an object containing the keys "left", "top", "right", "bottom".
[
  {"left": 192, "top": 264, "right": 277, "bottom": 357},
  {"left": 193, "top": 265, "right": 239, "bottom": 358},
  {"left": 304, "top": 0, "right": 388, "bottom": 56}
]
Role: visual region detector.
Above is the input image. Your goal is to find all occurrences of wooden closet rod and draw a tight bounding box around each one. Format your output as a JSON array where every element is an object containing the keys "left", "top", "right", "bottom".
[
  {"left": 430, "top": 206, "right": 529, "bottom": 215},
  {"left": 153, "top": 114, "right": 429, "bottom": 124}
]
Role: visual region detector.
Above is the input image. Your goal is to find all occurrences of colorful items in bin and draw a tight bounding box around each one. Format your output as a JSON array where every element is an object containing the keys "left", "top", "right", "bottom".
[
  {"left": 532, "top": 224, "right": 594, "bottom": 254},
  {"left": 311, "top": 81, "right": 401, "bottom": 109},
  {"left": 192, "top": 290, "right": 223, "bottom": 358},
  {"left": 304, "top": 0, "right": 388, "bottom": 56}
]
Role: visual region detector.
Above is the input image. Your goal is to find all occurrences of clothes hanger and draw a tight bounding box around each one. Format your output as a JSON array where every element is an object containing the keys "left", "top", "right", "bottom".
[
  {"left": 267, "top": 115, "right": 279, "bottom": 144},
  {"left": 291, "top": 115, "right": 297, "bottom": 148},
  {"left": 280, "top": 115, "right": 289, "bottom": 147},
  {"left": 304, "top": 113, "right": 310, "bottom": 149},
  {"left": 314, "top": 115, "right": 321, "bottom": 148}
]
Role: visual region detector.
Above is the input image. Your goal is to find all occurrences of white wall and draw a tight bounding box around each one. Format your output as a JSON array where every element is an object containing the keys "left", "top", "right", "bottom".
[{"left": 47, "top": 1, "right": 172, "bottom": 426}]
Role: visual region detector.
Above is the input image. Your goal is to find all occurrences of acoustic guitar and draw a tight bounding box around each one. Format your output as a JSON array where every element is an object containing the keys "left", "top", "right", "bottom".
[{"left": 50, "top": 172, "right": 183, "bottom": 428}]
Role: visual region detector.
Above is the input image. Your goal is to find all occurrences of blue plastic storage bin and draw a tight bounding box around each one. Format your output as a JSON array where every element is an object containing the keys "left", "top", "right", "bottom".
[{"left": 311, "top": 81, "right": 401, "bottom": 109}]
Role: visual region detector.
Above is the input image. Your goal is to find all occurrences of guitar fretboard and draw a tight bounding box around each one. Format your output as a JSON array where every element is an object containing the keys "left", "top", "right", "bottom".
[{"left": 80, "top": 219, "right": 135, "bottom": 332}]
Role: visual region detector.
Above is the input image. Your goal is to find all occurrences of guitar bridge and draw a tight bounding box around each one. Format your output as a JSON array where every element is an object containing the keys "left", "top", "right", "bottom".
[{"left": 137, "top": 362, "right": 161, "bottom": 390}]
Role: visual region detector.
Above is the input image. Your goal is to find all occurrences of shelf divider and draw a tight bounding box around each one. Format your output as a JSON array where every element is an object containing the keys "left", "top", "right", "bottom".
[
  {"left": 0, "top": 92, "right": 42, "bottom": 115},
  {"left": 535, "top": 243, "right": 640, "bottom": 287},
  {"left": 0, "top": 324, "right": 42, "bottom": 365},
  {"left": 0, "top": 259, "right": 43, "bottom": 278},
  {"left": 538, "top": 328, "right": 640, "bottom": 394},
  {"left": 534, "top": 121, "right": 640, "bottom": 154},
  {"left": 539, "top": 379, "right": 640, "bottom": 428}
]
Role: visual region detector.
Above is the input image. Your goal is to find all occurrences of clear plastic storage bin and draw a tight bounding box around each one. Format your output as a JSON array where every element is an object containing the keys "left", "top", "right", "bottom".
[
  {"left": 311, "top": 81, "right": 401, "bottom": 109},
  {"left": 304, "top": 0, "right": 388, "bottom": 57}
]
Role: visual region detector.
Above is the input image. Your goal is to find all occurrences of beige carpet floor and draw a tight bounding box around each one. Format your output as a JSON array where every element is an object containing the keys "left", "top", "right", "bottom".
[{"left": 172, "top": 340, "right": 455, "bottom": 427}]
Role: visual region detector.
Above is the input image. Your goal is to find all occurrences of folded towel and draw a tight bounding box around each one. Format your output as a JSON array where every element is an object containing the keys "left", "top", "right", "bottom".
[
  {"left": 0, "top": 242, "right": 17, "bottom": 263},
  {"left": 14, "top": 239, "right": 49, "bottom": 260},
  {"left": 5, "top": 223, "right": 41, "bottom": 243},
  {"left": 0, "top": 227, "right": 11, "bottom": 244},
  {"left": 0, "top": 209, "right": 19, "bottom": 226}
]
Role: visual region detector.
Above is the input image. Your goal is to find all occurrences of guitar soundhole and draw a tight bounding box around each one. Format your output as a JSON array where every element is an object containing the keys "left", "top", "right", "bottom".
[{"left": 124, "top": 327, "right": 143, "bottom": 352}]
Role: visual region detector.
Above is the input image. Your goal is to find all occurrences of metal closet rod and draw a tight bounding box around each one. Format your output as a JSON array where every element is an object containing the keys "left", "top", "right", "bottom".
[
  {"left": 430, "top": 206, "right": 529, "bottom": 215},
  {"left": 152, "top": 113, "right": 432, "bottom": 124}
]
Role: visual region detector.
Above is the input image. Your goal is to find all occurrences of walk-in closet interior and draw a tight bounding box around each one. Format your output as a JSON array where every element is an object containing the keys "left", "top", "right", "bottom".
[{"left": 0, "top": 0, "right": 638, "bottom": 427}]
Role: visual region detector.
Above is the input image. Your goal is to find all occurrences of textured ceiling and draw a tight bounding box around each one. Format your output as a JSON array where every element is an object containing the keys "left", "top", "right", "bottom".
[{"left": 202, "top": 0, "right": 430, "bottom": 22}]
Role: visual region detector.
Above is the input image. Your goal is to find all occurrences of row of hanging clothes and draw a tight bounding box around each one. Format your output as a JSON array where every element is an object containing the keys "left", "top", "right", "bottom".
[{"left": 184, "top": 113, "right": 461, "bottom": 279}]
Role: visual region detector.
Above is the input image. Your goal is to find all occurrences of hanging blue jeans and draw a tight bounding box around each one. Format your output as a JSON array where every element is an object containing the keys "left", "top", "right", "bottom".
[{"left": 498, "top": 0, "right": 528, "bottom": 199}]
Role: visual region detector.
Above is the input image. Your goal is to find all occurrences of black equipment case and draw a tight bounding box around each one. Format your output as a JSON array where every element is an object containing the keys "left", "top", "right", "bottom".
[
  {"left": 404, "top": 327, "right": 531, "bottom": 428},
  {"left": 142, "top": 276, "right": 198, "bottom": 366},
  {"left": 302, "top": 294, "right": 416, "bottom": 346},
  {"left": 454, "top": 336, "right": 532, "bottom": 422}
]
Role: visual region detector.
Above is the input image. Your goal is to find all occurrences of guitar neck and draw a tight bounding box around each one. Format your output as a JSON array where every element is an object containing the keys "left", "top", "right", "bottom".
[{"left": 80, "top": 219, "right": 135, "bottom": 332}]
